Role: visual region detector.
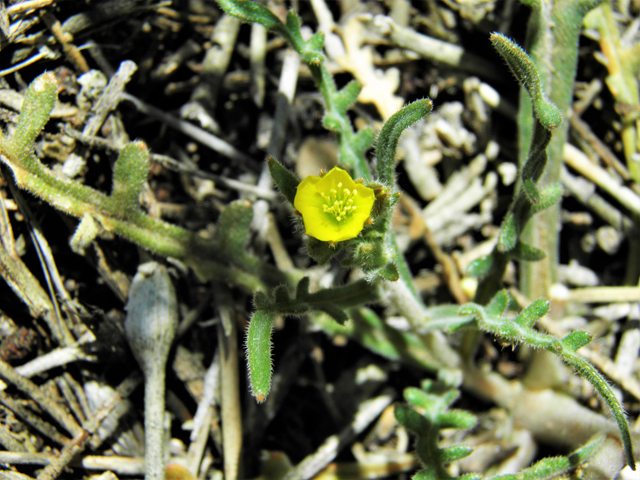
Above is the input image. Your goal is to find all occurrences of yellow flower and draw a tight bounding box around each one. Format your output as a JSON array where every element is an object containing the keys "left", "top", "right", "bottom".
[{"left": 294, "top": 167, "right": 375, "bottom": 242}]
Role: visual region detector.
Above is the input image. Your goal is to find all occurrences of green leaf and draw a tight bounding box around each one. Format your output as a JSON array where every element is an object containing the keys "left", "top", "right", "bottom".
[
  {"left": 522, "top": 178, "right": 540, "bottom": 205},
  {"left": 485, "top": 290, "right": 509, "bottom": 318},
  {"left": 11, "top": 72, "right": 58, "bottom": 161},
  {"left": 512, "top": 242, "right": 546, "bottom": 262},
  {"left": 441, "top": 445, "right": 474, "bottom": 462},
  {"left": 438, "top": 410, "right": 477, "bottom": 429},
  {"left": 70, "top": 213, "right": 102, "bottom": 254},
  {"left": 295, "top": 277, "right": 311, "bottom": 299},
  {"left": 561, "top": 331, "right": 593, "bottom": 352},
  {"left": 530, "top": 183, "right": 563, "bottom": 214},
  {"left": 305, "top": 31, "right": 325, "bottom": 60},
  {"left": 351, "top": 127, "right": 375, "bottom": 160},
  {"left": 273, "top": 285, "right": 291, "bottom": 305},
  {"left": 268, "top": 156, "right": 299, "bottom": 206},
  {"left": 215, "top": 0, "right": 296, "bottom": 48},
  {"left": 378, "top": 262, "right": 400, "bottom": 282},
  {"left": 497, "top": 212, "right": 517, "bottom": 252},
  {"left": 467, "top": 255, "right": 494, "bottom": 278},
  {"left": 471, "top": 292, "right": 635, "bottom": 471},
  {"left": 394, "top": 404, "right": 428, "bottom": 434},
  {"left": 254, "top": 291, "right": 270, "bottom": 311},
  {"left": 490, "top": 33, "right": 562, "bottom": 131},
  {"left": 404, "top": 387, "right": 436, "bottom": 410},
  {"left": 568, "top": 435, "right": 604, "bottom": 466},
  {"left": 515, "top": 298, "right": 550, "bottom": 328},
  {"left": 335, "top": 80, "right": 362, "bottom": 111},
  {"left": 522, "top": 121, "right": 552, "bottom": 183},
  {"left": 458, "top": 303, "right": 482, "bottom": 318},
  {"left": 376, "top": 99, "right": 433, "bottom": 185},
  {"left": 111, "top": 141, "right": 150, "bottom": 212},
  {"left": 213, "top": 200, "right": 254, "bottom": 259},
  {"left": 318, "top": 304, "right": 349, "bottom": 324},
  {"left": 245, "top": 310, "right": 275, "bottom": 403}
]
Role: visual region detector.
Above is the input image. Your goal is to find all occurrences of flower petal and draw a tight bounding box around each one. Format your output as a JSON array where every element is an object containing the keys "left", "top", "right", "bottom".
[
  {"left": 293, "top": 167, "right": 375, "bottom": 243},
  {"left": 316, "top": 167, "right": 355, "bottom": 193},
  {"left": 293, "top": 175, "right": 322, "bottom": 215}
]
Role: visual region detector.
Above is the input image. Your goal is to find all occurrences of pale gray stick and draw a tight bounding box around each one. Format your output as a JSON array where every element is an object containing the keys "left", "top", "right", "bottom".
[
  {"left": 282, "top": 393, "right": 394, "bottom": 480},
  {"left": 120, "top": 93, "right": 256, "bottom": 170},
  {"left": 362, "top": 14, "right": 500, "bottom": 80}
]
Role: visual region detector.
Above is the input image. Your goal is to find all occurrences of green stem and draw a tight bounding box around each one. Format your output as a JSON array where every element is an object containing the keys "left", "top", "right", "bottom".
[{"left": 517, "top": 0, "right": 601, "bottom": 299}]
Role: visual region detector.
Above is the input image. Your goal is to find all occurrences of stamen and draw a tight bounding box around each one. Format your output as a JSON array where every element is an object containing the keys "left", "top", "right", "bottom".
[{"left": 319, "top": 180, "right": 360, "bottom": 222}]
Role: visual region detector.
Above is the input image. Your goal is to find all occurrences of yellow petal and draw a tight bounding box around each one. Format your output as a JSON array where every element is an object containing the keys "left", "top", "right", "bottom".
[
  {"left": 293, "top": 167, "right": 375, "bottom": 243},
  {"left": 293, "top": 175, "right": 323, "bottom": 214},
  {"left": 316, "top": 167, "right": 355, "bottom": 193}
]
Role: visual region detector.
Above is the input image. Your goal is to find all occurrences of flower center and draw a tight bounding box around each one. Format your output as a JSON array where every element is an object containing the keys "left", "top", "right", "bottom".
[{"left": 320, "top": 182, "right": 358, "bottom": 222}]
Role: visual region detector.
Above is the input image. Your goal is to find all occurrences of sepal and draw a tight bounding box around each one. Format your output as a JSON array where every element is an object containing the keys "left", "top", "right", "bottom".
[
  {"left": 268, "top": 156, "right": 299, "bottom": 206},
  {"left": 306, "top": 237, "right": 342, "bottom": 264}
]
